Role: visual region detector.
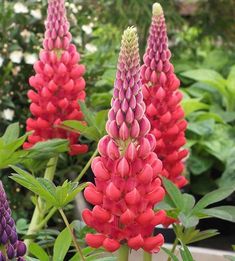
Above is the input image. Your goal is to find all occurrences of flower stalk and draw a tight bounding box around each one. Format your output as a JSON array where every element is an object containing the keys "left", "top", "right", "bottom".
[
  {"left": 141, "top": 2, "right": 188, "bottom": 189},
  {"left": 82, "top": 27, "right": 166, "bottom": 254},
  {"left": 24, "top": 0, "right": 87, "bottom": 156},
  {"left": 59, "top": 208, "right": 85, "bottom": 261},
  {"left": 118, "top": 245, "right": 129, "bottom": 261}
]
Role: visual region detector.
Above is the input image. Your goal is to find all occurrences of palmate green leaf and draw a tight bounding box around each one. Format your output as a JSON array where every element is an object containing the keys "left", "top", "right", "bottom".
[
  {"left": 162, "top": 177, "right": 184, "bottom": 209},
  {"left": 194, "top": 112, "right": 224, "bottom": 123},
  {"left": 161, "top": 247, "right": 179, "bottom": 261},
  {"left": 187, "top": 153, "right": 212, "bottom": 176},
  {"left": 181, "top": 69, "right": 227, "bottom": 97},
  {"left": 62, "top": 182, "right": 88, "bottom": 206},
  {"left": 29, "top": 242, "right": 50, "bottom": 261},
  {"left": 37, "top": 178, "right": 57, "bottom": 198},
  {"left": 53, "top": 181, "right": 88, "bottom": 208},
  {"left": 193, "top": 186, "right": 235, "bottom": 212},
  {"left": 178, "top": 213, "right": 199, "bottom": 228},
  {"left": 53, "top": 227, "right": 72, "bottom": 261},
  {"left": 2, "top": 122, "right": 20, "bottom": 144},
  {"left": 187, "top": 119, "right": 215, "bottom": 136},
  {"left": 181, "top": 98, "right": 209, "bottom": 116},
  {"left": 27, "top": 139, "right": 69, "bottom": 160},
  {"left": 4, "top": 132, "right": 29, "bottom": 152},
  {"left": 182, "top": 194, "right": 195, "bottom": 213},
  {"left": 0, "top": 150, "right": 28, "bottom": 169},
  {"left": 201, "top": 206, "right": 235, "bottom": 222},
  {"left": 10, "top": 166, "right": 57, "bottom": 205},
  {"left": 186, "top": 229, "right": 219, "bottom": 244}
]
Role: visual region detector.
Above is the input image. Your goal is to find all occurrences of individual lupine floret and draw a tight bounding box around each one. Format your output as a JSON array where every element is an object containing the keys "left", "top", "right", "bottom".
[
  {"left": 0, "top": 182, "right": 26, "bottom": 261},
  {"left": 24, "top": 0, "right": 87, "bottom": 155},
  {"left": 141, "top": 3, "right": 188, "bottom": 188},
  {"left": 82, "top": 27, "right": 166, "bottom": 253}
]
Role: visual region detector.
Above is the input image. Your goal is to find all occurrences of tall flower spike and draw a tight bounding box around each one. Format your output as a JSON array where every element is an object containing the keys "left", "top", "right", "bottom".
[
  {"left": 0, "top": 182, "right": 27, "bottom": 261},
  {"left": 24, "top": 0, "right": 88, "bottom": 156},
  {"left": 141, "top": 3, "right": 188, "bottom": 188},
  {"left": 82, "top": 27, "right": 166, "bottom": 253}
]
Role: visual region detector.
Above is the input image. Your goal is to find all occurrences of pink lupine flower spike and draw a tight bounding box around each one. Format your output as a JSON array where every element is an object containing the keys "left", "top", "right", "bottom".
[
  {"left": 141, "top": 3, "right": 188, "bottom": 188},
  {"left": 24, "top": 0, "right": 88, "bottom": 156},
  {"left": 82, "top": 27, "right": 166, "bottom": 254}
]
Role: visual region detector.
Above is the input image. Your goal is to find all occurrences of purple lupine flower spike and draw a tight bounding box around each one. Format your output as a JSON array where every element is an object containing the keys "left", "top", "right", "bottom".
[
  {"left": 0, "top": 182, "right": 26, "bottom": 260},
  {"left": 106, "top": 27, "right": 151, "bottom": 142}
]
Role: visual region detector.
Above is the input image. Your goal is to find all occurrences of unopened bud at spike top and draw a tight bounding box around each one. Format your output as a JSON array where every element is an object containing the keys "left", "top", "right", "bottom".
[
  {"left": 141, "top": 2, "right": 188, "bottom": 189},
  {"left": 82, "top": 27, "right": 165, "bottom": 253},
  {"left": 0, "top": 182, "right": 26, "bottom": 260},
  {"left": 24, "top": 0, "right": 88, "bottom": 155}
]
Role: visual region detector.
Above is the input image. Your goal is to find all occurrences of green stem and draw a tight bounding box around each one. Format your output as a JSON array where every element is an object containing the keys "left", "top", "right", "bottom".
[
  {"left": 59, "top": 208, "right": 85, "bottom": 261},
  {"left": 74, "top": 148, "right": 98, "bottom": 183},
  {"left": 143, "top": 251, "right": 152, "bottom": 261},
  {"left": 36, "top": 207, "right": 57, "bottom": 230},
  {"left": 24, "top": 156, "right": 58, "bottom": 251},
  {"left": 118, "top": 244, "right": 129, "bottom": 261},
  {"left": 167, "top": 238, "right": 179, "bottom": 261}
]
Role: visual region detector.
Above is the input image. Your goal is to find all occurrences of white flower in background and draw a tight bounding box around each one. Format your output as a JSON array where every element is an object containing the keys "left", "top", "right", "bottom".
[
  {"left": 30, "top": 9, "right": 42, "bottom": 19},
  {"left": 2, "top": 109, "right": 15, "bottom": 121},
  {"left": 85, "top": 43, "right": 97, "bottom": 53},
  {"left": 9, "top": 51, "right": 23, "bottom": 64},
  {"left": 14, "top": 2, "right": 28, "bottom": 14},
  {"left": 0, "top": 56, "right": 3, "bottom": 67},
  {"left": 74, "top": 36, "right": 82, "bottom": 46},
  {"left": 78, "top": 5, "right": 82, "bottom": 10},
  {"left": 82, "top": 24, "right": 93, "bottom": 35},
  {"left": 24, "top": 53, "right": 37, "bottom": 64},
  {"left": 69, "top": 3, "right": 78, "bottom": 13},
  {"left": 20, "top": 29, "right": 31, "bottom": 42}
]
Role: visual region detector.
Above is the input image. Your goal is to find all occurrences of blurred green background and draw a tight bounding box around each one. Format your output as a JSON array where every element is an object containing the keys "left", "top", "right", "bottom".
[{"left": 0, "top": 0, "right": 235, "bottom": 240}]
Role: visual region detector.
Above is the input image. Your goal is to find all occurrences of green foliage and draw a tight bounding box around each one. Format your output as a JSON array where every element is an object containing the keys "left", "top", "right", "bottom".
[
  {"left": 181, "top": 65, "right": 235, "bottom": 194},
  {"left": 10, "top": 165, "right": 87, "bottom": 208},
  {"left": 162, "top": 242, "right": 195, "bottom": 261},
  {"left": 63, "top": 101, "right": 108, "bottom": 142},
  {"left": 53, "top": 227, "right": 72, "bottom": 261},
  {"left": 159, "top": 178, "right": 235, "bottom": 229}
]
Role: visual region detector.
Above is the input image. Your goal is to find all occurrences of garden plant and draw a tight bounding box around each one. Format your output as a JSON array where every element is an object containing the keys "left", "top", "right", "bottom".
[{"left": 0, "top": 0, "right": 235, "bottom": 261}]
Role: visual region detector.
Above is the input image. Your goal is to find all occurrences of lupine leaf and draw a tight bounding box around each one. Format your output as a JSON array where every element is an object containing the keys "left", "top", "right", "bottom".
[
  {"left": 2, "top": 122, "right": 20, "bottom": 144},
  {"left": 162, "top": 177, "right": 183, "bottom": 209},
  {"left": 193, "top": 187, "right": 235, "bottom": 212},
  {"left": 29, "top": 242, "right": 50, "bottom": 261},
  {"left": 201, "top": 206, "right": 235, "bottom": 222},
  {"left": 186, "top": 229, "right": 219, "bottom": 244},
  {"left": 161, "top": 247, "right": 179, "bottom": 261},
  {"left": 53, "top": 227, "right": 72, "bottom": 261}
]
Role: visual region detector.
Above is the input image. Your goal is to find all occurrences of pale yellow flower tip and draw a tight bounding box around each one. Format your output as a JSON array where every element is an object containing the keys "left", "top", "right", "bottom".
[{"left": 152, "top": 2, "right": 163, "bottom": 16}]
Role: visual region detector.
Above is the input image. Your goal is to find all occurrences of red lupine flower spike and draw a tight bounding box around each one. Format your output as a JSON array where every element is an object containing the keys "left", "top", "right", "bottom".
[
  {"left": 141, "top": 3, "right": 188, "bottom": 188},
  {"left": 24, "top": 0, "right": 88, "bottom": 155},
  {"left": 82, "top": 27, "right": 166, "bottom": 253}
]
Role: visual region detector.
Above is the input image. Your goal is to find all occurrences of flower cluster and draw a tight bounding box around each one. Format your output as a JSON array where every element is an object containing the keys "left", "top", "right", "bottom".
[
  {"left": 82, "top": 27, "right": 166, "bottom": 253},
  {"left": 0, "top": 182, "right": 26, "bottom": 261},
  {"left": 24, "top": 0, "right": 87, "bottom": 155},
  {"left": 141, "top": 3, "right": 188, "bottom": 188}
]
